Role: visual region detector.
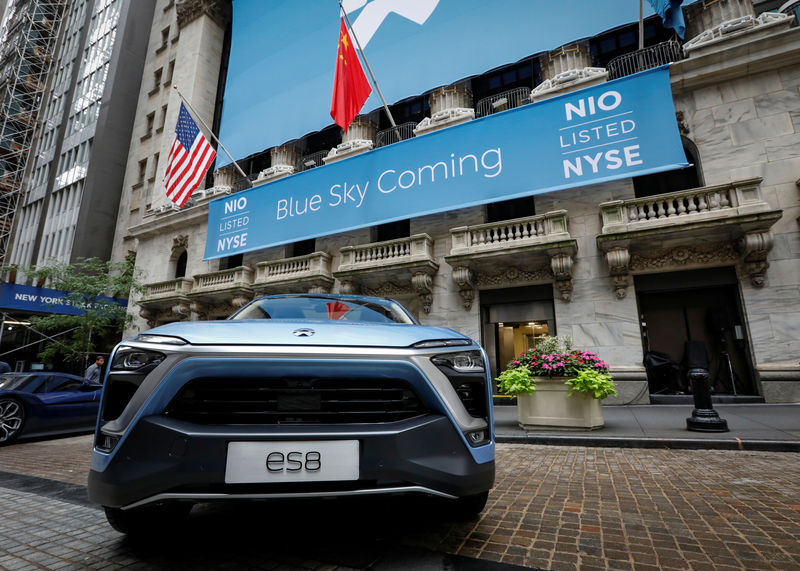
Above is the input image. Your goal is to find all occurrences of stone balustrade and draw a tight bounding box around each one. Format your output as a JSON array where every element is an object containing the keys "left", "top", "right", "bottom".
[
  {"left": 192, "top": 266, "right": 254, "bottom": 293},
  {"left": 338, "top": 234, "right": 435, "bottom": 272},
  {"left": 143, "top": 277, "right": 193, "bottom": 299},
  {"left": 254, "top": 252, "right": 333, "bottom": 293},
  {"left": 599, "top": 179, "right": 772, "bottom": 234},
  {"left": 450, "top": 210, "right": 570, "bottom": 256}
]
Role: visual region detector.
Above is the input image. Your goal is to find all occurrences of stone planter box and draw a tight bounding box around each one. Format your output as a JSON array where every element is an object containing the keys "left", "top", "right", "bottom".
[{"left": 517, "top": 377, "right": 604, "bottom": 430}]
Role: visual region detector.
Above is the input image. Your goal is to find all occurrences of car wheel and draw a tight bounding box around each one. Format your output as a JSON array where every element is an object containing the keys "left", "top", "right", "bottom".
[
  {"left": 446, "top": 491, "right": 489, "bottom": 520},
  {"left": 0, "top": 398, "right": 25, "bottom": 444},
  {"left": 104, "top": 503, "right": 193, "bottom": 535}
]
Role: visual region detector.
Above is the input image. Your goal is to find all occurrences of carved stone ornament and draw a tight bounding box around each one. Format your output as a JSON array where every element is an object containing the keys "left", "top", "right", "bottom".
[
  {"left": 171, "top": 302, "right": 191, "bottom": 320},
  {"left": 338, "top": 280, "right": 359, "bottom": 295},
  {"left": 176, "top": 0, "right": 231, "bottom": 29},
  {"left": 411, "top": 272, "right": 434, "bottom": 314},
  {"left": 172, "top": 234, "right": 189, "bottom": 254},
  {"left": 550, "top": 254, "right": 574, "bottom": 302},
  {"left": 474, "top": 265, "right": 552, "bottom": 288},
  {"left": 451, "top": 266, "right": 475, "bottom": 311},
  {"left": 605, "top": 247, "right": 631, "bottom": 299},
  {"left": 737, "top": 231, "right": 774, "bottom": 287},
  {"left": 139, "top": 307, "right": 157, "bottom": 328},
  {"left": 189, "top": 301, "right": 209, "bottom": 320},
  {"left": 308, "top": 285, "right": 331, "bottom": 294},
  {"left": 675, "top": 110, "right": 690, "bottom": 136},
  {"left": 231, "top": 293, "right": 253, "bottom": 308},
  {"left": 362, "top": 282, "right": 408, "bottom": 298},
  {"left": 630, "top": 242, "right": 739, "bottom": 271}
]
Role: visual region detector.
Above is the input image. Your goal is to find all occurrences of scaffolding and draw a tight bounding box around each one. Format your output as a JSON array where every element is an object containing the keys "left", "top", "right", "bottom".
[{"left": 0, "top": 0, "right": 66, "bottom": 265}]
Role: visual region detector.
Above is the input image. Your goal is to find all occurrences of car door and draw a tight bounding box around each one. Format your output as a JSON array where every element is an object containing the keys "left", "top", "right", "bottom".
[{"left": 36, "top": 375, "right": 102, "bottom": 431}]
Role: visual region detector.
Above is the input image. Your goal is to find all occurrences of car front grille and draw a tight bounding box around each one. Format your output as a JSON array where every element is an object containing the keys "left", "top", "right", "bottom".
[{"left": 164, "top": 377, "right": 428, "bottom": 424}]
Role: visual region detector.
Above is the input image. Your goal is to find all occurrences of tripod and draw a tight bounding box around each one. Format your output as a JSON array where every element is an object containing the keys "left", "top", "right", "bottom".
[{"left": 714, "top": 334, "right": 739, "bottom": 396}]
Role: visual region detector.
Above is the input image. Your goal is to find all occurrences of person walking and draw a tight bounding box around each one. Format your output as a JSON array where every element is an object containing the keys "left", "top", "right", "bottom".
[{"left": 85, "top": 356, "right": 105, "bottom": 384}]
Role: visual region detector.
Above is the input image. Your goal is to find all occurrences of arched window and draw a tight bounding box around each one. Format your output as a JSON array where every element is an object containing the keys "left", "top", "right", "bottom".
[
  {"left": 175, "top": 250, "right": 187, "bottom": 278},
  {"left": 633, "top": 137, "right": 703, "bottom": 199}
]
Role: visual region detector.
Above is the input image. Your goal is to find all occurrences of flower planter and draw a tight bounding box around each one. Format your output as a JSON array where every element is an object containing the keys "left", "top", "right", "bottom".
[{"left": 517, "top": 376, "right": 604, "bottom": 430}]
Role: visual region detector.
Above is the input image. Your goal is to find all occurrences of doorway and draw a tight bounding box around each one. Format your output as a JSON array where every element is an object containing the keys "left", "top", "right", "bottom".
[
  {"left": 480, "top": 285, "right": 555, "bottom": 385},
  {"left": 635, "top": 268, "right": 755, "bottom": 396}
]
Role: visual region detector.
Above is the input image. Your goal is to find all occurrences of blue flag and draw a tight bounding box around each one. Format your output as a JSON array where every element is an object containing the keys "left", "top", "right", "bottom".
[{"left": 647, "top": 0, "right": 685, "bottom": 39}]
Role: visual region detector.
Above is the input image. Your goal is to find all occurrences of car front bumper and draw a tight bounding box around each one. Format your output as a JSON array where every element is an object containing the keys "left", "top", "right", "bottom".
[{"left": 88, "top": 413, "right": 495, "bottom": 509}]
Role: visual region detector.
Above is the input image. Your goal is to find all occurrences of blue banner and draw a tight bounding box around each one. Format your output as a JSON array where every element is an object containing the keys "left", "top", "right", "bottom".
[
  {"left": 220, "top": 0, "right": 660, "bottom": 164},
  {"left": 0, "top": 283, "right": 128, "bottom": 315},
  {"left": 206, "top": 66, "right": 687, "bottom": 260}
]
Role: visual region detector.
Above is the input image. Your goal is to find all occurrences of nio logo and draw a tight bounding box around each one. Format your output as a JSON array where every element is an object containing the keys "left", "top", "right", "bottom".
[
  {"left": 293, "top": 328, "right": 315, "bottom": 337},
  {"left": 342, "top": 0, "right": 440, "bottom": 48}
]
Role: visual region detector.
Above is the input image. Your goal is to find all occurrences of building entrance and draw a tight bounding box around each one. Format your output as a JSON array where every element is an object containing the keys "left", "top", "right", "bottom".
[
  {"left": 479, "top": 285, "right": 555, "bottom": 385},
  {"left": 635, "top": 268, "right": 756, "bottom": 397}
]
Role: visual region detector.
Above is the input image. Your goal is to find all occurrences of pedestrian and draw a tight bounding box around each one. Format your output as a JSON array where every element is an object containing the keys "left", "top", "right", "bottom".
[
  {"left": 85, "top": 356, "right": 105, "bottom": 384},
  {"left": 0, "top": 360, "right": 10, "bottom": 373}
]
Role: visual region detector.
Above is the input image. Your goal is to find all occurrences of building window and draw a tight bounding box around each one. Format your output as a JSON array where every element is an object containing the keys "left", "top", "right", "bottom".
[
  {"left": 164, "top": 60, "right": 175, "bottom": 87},
  {"left": 137, "top": 159, "right": 147, "bottom": 184},
  {"left": 219, "top": 253, "right": 243, "bottom": 270},
  {"left": 150, "top": 68, "right": 162, "bottom": 95},
  {"left": 289, "top": 239, "right": 315, "bottom": 257},
  {"left": 175, "top": 250, "right": 187, "bottom": 278},
  {"left": 486, "top": 197, "right": 535, "bottom": 223},
  {"left": 143, "top": 112, "right": 155, "bottom": 139},
  {"left": 633, "top": 139, "right": 703, "bottom": 199},
  {"left": 150, "top": 153, "right": 159, "bottom": 181},
  {"left": 158, "top": 105, "right": 168, "bottom": 133},
  {"left": 374, "top": 219, "right": 410, "bottom": 242},
  {"left": 157, "top": 27, "right": 169, "bottom": 53}
]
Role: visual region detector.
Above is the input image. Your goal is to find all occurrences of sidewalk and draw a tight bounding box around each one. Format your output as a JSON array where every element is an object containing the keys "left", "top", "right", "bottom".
[{"left": 494, "top": 403, "right": 800, "bottom": 451}]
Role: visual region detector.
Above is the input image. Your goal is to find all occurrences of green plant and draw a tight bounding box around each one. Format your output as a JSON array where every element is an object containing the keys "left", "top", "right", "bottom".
[
  {"left": 496, "top": 366, "right": 535, "bottom": 396},
  {"left": 496, "top": 335, "right": 616, "bottom": 399},
  {"left": 565, "top": 369, "right": 618, "bottom": 400}
]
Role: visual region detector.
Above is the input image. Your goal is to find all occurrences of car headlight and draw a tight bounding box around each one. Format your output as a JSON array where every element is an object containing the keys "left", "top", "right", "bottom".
[
  {"left": 111, "top": 346, "right": 165, "bottom": 372},
  {"left": 431, "top": 350, "right": 485, "bottom": 373},
  {"left": 135, "top": 334, "right": 187, "bottom": 345}
]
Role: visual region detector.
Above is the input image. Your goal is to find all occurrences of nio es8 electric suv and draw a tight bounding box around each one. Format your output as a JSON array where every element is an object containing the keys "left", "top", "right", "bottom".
[{"left": 88, "top": 294, "right": 495, "bottom": 534}]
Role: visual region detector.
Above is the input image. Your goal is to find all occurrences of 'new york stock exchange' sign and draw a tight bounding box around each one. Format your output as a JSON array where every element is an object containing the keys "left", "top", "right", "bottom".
[{"left": 204, "top": 66, "right": 686, "bottom": 260}]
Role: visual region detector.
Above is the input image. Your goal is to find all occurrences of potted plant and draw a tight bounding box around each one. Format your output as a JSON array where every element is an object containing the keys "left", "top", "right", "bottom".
[{"left": 496, "top": 336, "right": 616, "bottom": 430}]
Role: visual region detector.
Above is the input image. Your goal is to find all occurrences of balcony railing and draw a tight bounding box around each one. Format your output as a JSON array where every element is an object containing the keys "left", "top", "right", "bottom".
[
  {"left": 142, "top": 277, "right": 192, "bottom": 299},
  {"left": 192, "top": 266, "right": 254, "bottom": 293},
  {"left": 338, "top": 234, "right": 435, "bottom": 273},
  {"left": 607, "top": 41, "right": 683, "bottom": 80},
  {"left": 300, "top": 150, "right": 329, "bottom": 171},
  {"left": 375, "top": 122, "right": 416, "bottom": 148},
  {"left": 599, "top": 179, "right": 774, "bottom": 234},
  {"left": 254, "top": 252, "right": 333, "bottom": 293},
  {"left": 449, "top": 211, "right": 571, "bottom": 256},
  {"left": 475, "top": 87, "right": 532, "bottom": 118}
]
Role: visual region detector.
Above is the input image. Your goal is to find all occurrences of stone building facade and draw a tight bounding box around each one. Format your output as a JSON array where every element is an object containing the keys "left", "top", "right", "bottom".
[{"left": 111, "top": 0, "right": 800, "bottom": 404}]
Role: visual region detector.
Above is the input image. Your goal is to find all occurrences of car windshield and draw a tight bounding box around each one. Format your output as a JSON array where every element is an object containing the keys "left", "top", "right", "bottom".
[{"left": 230, "top": 296, "right": 416, "bottom": 324}]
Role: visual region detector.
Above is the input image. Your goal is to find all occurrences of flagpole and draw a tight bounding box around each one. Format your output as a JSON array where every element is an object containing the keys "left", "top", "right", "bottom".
[
  {"left": 639, "top": 0, "right": 644, "bottom": 50},
  {"left": 173, "top": 86, "right": 252, "bottom": 189},
  {"left": 338, "top": 1, "right": 401, "bottom": 140}
]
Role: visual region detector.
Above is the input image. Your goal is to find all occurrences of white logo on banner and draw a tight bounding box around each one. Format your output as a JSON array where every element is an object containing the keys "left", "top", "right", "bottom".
[{"left": 342, "top": 0, "right": 440, "bottom": 48}]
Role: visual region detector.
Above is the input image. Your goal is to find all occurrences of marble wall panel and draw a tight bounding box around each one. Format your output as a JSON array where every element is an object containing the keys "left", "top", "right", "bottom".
[
  {"left": 711, "top": 99, "right": 756, "bottom": 126},
  {"left": 741, "top": 284, "right": 800, "bottom": 315},
  {"left": 769, "top": 311, "right": 800, "bottom": 341},
  {"left": 719, "top": 71, "right": 782, "bottom": 103},
  {"left": 760, "top": 381, "right": 800, "bottom": 403},
  {"left": 762, "top": 259, "right": 800, "bottom": 288},
  {"left": 761, "top": 156, "right": 800, "bottom": 186},
  {"left": 746, "top": 314, "right": 774, "bottom": 342},
  {"left": 752, "top": 338, "right": 800, "bottom": 365},
  {"left": 605, "top": 381, "right": 649, "bottom": 405},
  {"left": 754, "top": 89, "right": 800, "bottom": 118},
  {"left": 765, "top": 134, "right": 800, "bottom": 162},
  {"left": 729, "top": 114, "right": 794, "bottom": 146},
  {"left": 777, "top": 64, "right": 800, "bottom": 89},
  {"left": 594, "top": 300, "right": 639, "bottom": 325},
  {"left": 693, "top": 84, "right": 723, "bottom": 109}
]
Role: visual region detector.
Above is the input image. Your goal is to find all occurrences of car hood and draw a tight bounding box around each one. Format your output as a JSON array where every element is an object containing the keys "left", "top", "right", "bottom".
[{"left": 137, "top": 320, "right": 473, "bottom": 348}]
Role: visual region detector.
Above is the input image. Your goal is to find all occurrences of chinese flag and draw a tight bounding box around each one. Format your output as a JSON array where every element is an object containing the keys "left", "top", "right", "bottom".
[{"left": 330, "top": 18, "right": 371, "bottom": 132}]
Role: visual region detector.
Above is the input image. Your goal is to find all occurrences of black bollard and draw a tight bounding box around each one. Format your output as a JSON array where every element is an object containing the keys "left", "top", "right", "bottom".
[{"left": 686, "top": 367, "right": 729, "bottom": 432}]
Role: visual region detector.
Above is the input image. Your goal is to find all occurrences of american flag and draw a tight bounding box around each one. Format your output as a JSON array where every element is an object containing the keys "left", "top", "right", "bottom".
[{"left": 164, "top": 103, "right": 216, "bottom": 207}]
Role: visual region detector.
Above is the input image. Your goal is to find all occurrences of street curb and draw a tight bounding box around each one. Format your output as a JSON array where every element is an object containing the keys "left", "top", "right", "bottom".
[{"left": 495, "top": 434, "right": 800, "bottom": 452}]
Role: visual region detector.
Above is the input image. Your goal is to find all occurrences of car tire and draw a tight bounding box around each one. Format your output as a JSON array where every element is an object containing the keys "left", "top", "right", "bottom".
[
  {"left": 446, "top": 491, "right": 489, "bottom": 520},
  {"left": 104, "top": 503, "right": 193, "bottom": 535},
  {"left": 0, "top": 398, "right": 25, "bottom": 444}
]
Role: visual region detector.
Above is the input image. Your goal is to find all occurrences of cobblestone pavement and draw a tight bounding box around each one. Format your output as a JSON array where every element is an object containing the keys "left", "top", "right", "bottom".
[{"left": 1, "top": 436, "right": 799, "bottom": 570}]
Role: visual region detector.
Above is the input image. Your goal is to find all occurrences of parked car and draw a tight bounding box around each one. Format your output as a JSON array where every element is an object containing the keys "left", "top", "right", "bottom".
[
  {"left": 0, "top": 372, "right": 102, "bottom": 444},
  {"left": 88, "top": 294, "right": 495, "bottom": 534}
]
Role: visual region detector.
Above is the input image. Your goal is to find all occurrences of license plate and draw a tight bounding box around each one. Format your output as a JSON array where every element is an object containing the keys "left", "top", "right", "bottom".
[{"left": 225, "top": 440, "right": 359, "bottom": 484}]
